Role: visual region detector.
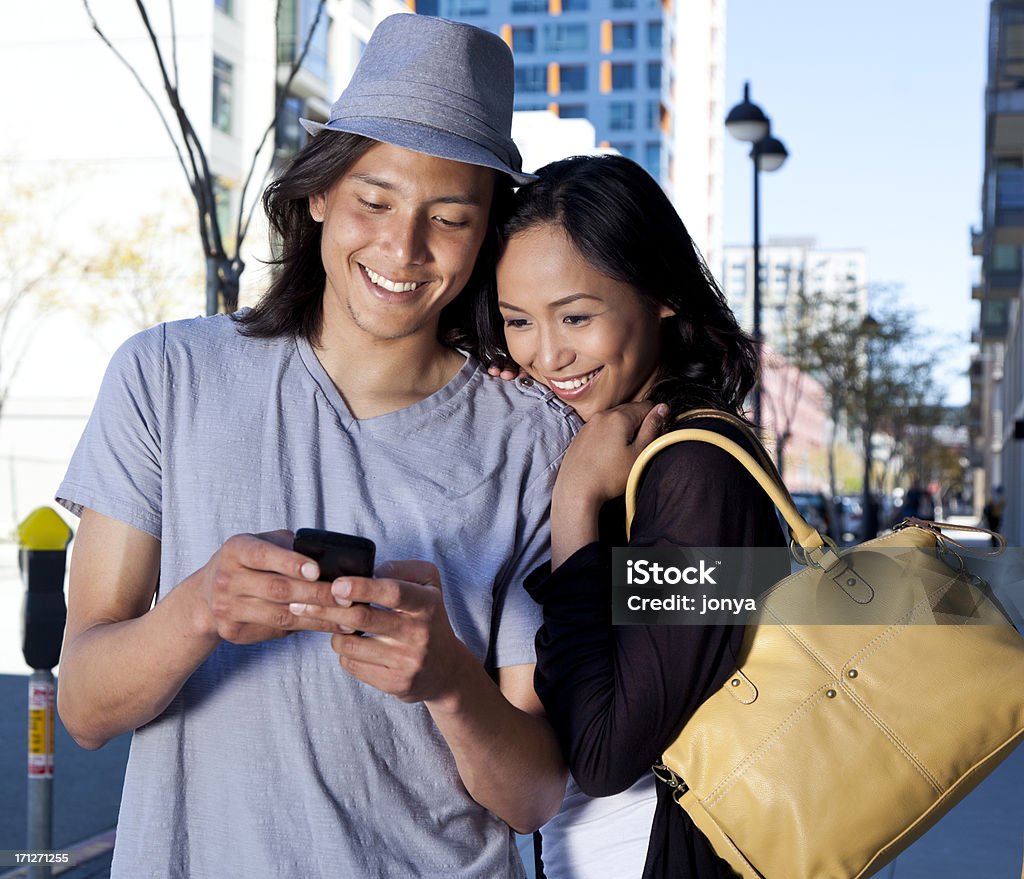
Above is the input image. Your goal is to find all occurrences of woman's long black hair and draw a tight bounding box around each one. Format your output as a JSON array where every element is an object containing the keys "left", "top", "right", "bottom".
[
  {"left": 474, "top": 154, "right": 759, "bottom": 422},
  {"left": 235, "top": 130, "right": 512, "bottom": 349}
]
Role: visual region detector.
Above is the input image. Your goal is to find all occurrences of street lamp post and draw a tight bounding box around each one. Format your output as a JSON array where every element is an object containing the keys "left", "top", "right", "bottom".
[
  {"left": 859, "top": 314, "right": 881, "bottom": 540},
  {"left": 726, "top": 82, "right": 788, "bottom": 427}
]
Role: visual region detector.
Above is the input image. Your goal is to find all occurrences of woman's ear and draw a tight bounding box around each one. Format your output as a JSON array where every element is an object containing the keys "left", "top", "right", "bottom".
[
  {"left": 309, "top": 193, "right": 326, "bottom": 223},
  {"left": 659, "top": 304, "right": 675, "bottom": 320}
]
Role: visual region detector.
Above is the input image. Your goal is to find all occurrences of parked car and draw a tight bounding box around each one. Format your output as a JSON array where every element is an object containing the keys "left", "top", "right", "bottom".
[
  {"left": 835, "top": 496, "right": 863, "bottom": 544},
  {"left": 790, "top": 491, "right": 833, "bottom": 540}
]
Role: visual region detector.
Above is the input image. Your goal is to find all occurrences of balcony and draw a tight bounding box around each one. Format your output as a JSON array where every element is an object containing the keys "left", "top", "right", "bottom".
[
  {"left": 972, "top": 226, "right": 983, "bottom": 256},
  {"left": 993, "top": 167, "right": 1024, "bottom": 244},
  {"left": 989, "top": 88, "right": 1024, "bottom": 152},
  {"left": 979, "top": 298, "right": 1011, "bottom": 341}
]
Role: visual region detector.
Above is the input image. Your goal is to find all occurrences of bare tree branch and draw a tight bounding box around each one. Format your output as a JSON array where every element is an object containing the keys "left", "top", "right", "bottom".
[
  {"left": 168, "top": 0, "right": 180, "bottom": 90},
  {"left": 81, "top": 0, "right": 193, "bottom": 188},
  {"left": 236, "top": 0, "right": 328, "bottom": 248}
]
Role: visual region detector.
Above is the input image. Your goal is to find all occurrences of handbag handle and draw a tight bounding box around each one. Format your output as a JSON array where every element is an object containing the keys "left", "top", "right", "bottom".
[{"left": 625, "top": 426, "right": 827, "bottom": 552}]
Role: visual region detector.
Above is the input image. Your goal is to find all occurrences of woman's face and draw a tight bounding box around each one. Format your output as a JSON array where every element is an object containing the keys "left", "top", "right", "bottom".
[{"left": 496, "top": 223, "right": 669, "bottom": 422}]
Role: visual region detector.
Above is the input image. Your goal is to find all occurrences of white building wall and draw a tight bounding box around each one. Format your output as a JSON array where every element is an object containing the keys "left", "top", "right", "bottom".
[{"left": 670, "top": 0, "right": 724, "bottom": 275}]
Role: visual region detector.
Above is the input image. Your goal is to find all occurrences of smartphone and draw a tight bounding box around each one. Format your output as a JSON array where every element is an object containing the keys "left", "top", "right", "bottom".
[{"left": 293, "top": 528, "right": 376, "bottom": 581}]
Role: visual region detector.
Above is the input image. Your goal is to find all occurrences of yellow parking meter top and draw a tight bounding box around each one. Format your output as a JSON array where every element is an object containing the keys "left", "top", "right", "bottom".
[{"left": 18, "top": 507, "right": 73, "bottom": 551}]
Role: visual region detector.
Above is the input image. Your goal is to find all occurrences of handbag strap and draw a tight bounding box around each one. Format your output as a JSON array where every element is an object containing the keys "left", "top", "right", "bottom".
[
  {"left": 625, "top": 418, "right": 828, "bottom": 555},
  {"left": 670, "top": 409, "right": 799, "bottom": 510}
]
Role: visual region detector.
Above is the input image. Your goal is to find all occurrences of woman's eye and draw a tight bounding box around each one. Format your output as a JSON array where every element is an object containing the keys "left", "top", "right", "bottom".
[
  {"left": 503, "top": 318, "right": 530, "bottom": 329},
  {"left": 563, "top": 314, "right": 591, "bottom": 326}
]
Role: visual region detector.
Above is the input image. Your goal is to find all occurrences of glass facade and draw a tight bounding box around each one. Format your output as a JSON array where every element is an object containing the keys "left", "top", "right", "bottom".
[
  {"left": 432, "top": 0, "right": 671, "bottom": 187},
  {"left": 212, "top": 55, "right": 233, "bottom": 134}
]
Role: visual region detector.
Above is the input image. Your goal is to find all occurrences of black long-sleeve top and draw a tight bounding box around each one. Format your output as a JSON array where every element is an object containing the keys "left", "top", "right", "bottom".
[{"left": 525, "top": 419, "right": 787, "bottom": 879}]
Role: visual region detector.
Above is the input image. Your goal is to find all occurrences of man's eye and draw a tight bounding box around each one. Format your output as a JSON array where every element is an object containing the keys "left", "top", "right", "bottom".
[
  {"left": 433, "top": 215, "right": 469, "bottom": 228},
  {"left": 358, "top": 197, "right": 387, "bottom": 211}
]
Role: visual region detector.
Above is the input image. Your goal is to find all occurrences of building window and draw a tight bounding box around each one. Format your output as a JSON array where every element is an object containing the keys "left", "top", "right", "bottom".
[
  {"left": 993, "top": 244, "right": 1022, "bottom": 270},
  {"left": 562, "top": 0, "right": 589, "bottom": 10},
  {"left": 559, "top": 64, "right": 587, "bottom": 92},
  {"left": 214, "top": 178, "right": 233, "bottom": 241},
  {"left": 610, "top": 141, "right": 636, "bottom": 159},
  {"left": 611, "top": 23, "right": 636, "bottom": 50},
  {"left": 644, "top": 141, "right": 661, "bottom": 174},
  {"left": 647, "top": 61, "right": 662, "bottom": 89},
  {"left": 275, "top": 95, "right": 306, "bottom": 158},
  {"left": 646, "top": 100, "right": 659, "bottom": 129},
  {"left": 611, "top": 63, "right": 634, "bottom": 90},
  {"left": 647, "top": 21, "right": 663, "bottom": 48},
  {"left": 560, "top": 103, "right": 588, "bottom": 118},
  {"left": 215, "top": 0, "right": 234, "bottom": 15},
  {"left": 609, "top": 101, "right": 634, "bottom": 130},
  {"left": 451, "top": 0, "right": 488, "bottom": 14},
  {"left": 278, "top": 0, "right": 330, "bottom": 82},
  {"left": 212, "top": 55, "right": 233, "bottom": 134},
  {"left": 511, "top": 0, "right": 546, "bottom": 11},
  {"left": 515, "top": 65, "right": 547, "bottom": 93},
  {"left": 512, "top": 26, "right": 536, "bottom": 52},
  {"left": 544, "top": 22, "right": 588, "bottom": 51},
  {"left": 612, "top": 0, "right": 636, "bottom": 7}
]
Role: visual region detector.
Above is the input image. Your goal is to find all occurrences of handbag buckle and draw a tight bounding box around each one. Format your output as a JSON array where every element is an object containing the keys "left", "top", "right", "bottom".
[{"left": 652, "top": 762, "right": 689, "bottom": 802}]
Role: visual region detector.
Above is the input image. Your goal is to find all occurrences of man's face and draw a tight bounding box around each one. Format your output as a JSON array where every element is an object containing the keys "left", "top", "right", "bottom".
[{"left": 309, "top": 142, "right": 495, "bottom": 346}]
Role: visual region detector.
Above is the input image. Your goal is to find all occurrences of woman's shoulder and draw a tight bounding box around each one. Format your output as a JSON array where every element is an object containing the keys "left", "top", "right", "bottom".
[{"left": 643, "top": 415, "right": 768, "bottom": 483}]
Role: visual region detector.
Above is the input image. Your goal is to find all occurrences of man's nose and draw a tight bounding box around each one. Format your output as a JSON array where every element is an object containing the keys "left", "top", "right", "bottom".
[{"left": 386, "top": 214, "right": 429, "bottom": 265}]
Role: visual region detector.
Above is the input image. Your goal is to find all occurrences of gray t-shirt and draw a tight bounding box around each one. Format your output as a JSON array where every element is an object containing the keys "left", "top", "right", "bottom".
[{"left": 57, "top": 314, "right": 578, "bottom": 878}]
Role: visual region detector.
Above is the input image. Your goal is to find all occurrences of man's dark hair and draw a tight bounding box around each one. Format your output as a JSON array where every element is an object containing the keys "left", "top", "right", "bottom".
[
  {"left": 474, "top": 153, "right": 759, "bottom": 421},
  {"left": 236, "top": 131, "right": 511, "bottom": 353}
]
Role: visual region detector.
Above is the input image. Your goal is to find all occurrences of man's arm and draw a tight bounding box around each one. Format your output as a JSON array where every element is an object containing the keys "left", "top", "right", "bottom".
[
  {"left": 57, "top": 509, "right": 345, "bottom": 750},
  {"left": 292, "top": 561, "right": 567, "bottom": 833}
]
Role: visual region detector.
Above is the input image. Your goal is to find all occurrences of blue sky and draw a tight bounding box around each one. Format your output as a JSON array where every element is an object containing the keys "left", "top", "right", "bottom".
[{"left": 721, "top": 0, "right": 989, "bottom": 405}]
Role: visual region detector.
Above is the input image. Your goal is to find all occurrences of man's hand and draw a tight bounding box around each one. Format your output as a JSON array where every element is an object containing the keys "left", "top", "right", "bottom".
[
  {"left": 291, "top": 560, "right": 474, "bottom": 706},
  {"left": 193, "top": 531, "right": 347, "bottom": 644}
]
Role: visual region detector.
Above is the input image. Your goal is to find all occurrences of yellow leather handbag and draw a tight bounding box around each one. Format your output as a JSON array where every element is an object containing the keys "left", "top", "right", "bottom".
[{"left": 625, "top": 412, "right": 1024, "bottom": 879}]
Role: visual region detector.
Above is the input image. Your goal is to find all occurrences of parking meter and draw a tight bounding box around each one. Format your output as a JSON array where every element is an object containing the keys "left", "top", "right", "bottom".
[
  {"left": 17, "top": 506, "right": 72, "bottom": 878},
  {"left": 18, "top": 507, "right": 72, "bottom": 671}
]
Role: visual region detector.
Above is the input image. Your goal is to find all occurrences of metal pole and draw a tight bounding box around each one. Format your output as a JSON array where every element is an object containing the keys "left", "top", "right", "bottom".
[
  {"left": 752, "top": 146, "right": 763, "bottom": 426},
  {"left": 27, "top": 670, "right": 55, "bottom": 879}
]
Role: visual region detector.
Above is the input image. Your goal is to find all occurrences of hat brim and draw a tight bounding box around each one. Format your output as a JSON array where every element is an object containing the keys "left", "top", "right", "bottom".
[{"left": 300, "top": 117, "right": 537, "bottom": 185}]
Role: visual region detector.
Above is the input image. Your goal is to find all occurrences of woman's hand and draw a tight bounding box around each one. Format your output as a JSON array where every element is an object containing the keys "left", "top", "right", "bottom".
[
  {"left": 550, "top": 401, "right": 667, "bottom": 567},
  {"left": 486, "top": 365, "right": 527, "bottom": 381},
  {"left": 557, "top": 401, "right": 668, "bottom": 507}
]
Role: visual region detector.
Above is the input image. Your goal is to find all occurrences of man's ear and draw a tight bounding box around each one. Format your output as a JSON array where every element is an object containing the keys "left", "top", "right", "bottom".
[{"left": 309, "top": 192, "right": 326, "bottom": 223}]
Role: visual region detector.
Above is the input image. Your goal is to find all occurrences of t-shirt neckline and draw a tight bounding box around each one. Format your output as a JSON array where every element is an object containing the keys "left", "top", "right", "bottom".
[{"left": 295, "top": 335, "right": 477, "bottom": 430}]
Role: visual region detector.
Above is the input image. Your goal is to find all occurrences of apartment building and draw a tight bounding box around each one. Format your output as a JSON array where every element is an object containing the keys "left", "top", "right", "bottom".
[
  {"left": 971, "top": 0, "right": 1024, "bottom": 544},
  {"left": 721, "top": 237, "right": 868, "bottom": 352},
  {"left": 413, "top": 0, "right": 725, "bottom": 268}
]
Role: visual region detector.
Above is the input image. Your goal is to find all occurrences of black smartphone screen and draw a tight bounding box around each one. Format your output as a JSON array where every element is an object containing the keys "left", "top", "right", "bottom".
[{"left": 293, "top": 529, "right": 376, "bottom": 581}]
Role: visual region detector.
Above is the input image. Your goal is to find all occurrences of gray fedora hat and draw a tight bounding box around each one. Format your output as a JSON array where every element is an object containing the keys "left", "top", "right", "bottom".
[{"left": 301, "top": 14, "right": 535, "bottom": 184}]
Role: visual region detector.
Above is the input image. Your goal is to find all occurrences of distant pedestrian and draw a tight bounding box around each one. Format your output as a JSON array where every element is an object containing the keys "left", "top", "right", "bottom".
[{"left": 983, "top": 485, "right": 1006, "bottom": 547}]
